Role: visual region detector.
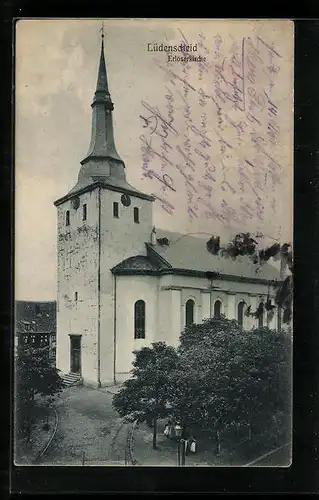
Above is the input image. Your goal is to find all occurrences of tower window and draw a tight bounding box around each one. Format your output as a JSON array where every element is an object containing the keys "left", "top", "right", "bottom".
[
  {"left": 185, "top": 299, "right": 195, "bottom": 326},
  {"left": 258, "top": 308, "right": 264, "bottom": 328},
  {"left": 134, "top": 207, "right": 139, "bottom": 224},
  {"left": 113, "top": 202, "right": 119, "bottom": 218},
  {"left": 66, "top": 210, "right": 70, "bottom": 227},
  {"left": 277, "top": 306, "right": 282, "bottom": 332},
  {"left": 134, "top": 300, "right": 146, "bottom": 339},
  {"left": 75, "top": 292, "right": 78, "bottom": 301},
  {"left": 214, "top": 300, "right": 222, "bottom": 319},
  {"left": 237, "top": 301, "right": 245, "bottom": 327},
  {"left": 82, "top": 204, "right": 87, "bottom": 221}
]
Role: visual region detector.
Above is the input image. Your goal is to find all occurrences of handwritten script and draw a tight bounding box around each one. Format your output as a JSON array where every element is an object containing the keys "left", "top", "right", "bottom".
[{"left": 139, "top": 24, "right": 292, "bottom": 237}]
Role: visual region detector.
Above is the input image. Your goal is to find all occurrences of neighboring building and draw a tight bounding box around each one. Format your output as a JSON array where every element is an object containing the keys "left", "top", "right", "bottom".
[
  {"left": 54, "top": 36, "right": 282, "bottom": 388},
  {"left": 15, "top": 301, "right": 57, "bottom": 361}
]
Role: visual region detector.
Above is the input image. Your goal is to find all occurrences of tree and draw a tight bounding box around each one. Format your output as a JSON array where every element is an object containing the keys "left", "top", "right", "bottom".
[
  {"left": 206, "top": 232, "right": 293, "bottom": 325},
  {"left": 169, "top": 318, "right": 291, "bottom": 445},
  {"left": 112, "top": 342, "right": 178, "bottom": 449},
  {"left": 15, "top": 345, "right": 64, "bottom": 441}
]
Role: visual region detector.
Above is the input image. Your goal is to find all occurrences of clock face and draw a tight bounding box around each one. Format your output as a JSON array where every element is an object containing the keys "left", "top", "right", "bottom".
[
  {"left": 71, "top": 196, "right": 80, "bottom": 210},
  {"left": 121, "top": 194, "right": 131, "bottom": 207}
]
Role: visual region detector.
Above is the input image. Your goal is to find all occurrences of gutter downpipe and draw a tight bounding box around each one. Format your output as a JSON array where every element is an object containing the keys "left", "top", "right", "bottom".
[
  {"left": 97, "top": 187, "right": 101, "bottom": 388},
  {"left": 113, "top": 273, "right": 117, "bottom": 384}
]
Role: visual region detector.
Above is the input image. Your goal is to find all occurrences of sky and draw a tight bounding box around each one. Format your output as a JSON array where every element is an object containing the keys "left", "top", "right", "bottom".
[{"left": 15, "top": 19, "right": 294, "bottom": 300}]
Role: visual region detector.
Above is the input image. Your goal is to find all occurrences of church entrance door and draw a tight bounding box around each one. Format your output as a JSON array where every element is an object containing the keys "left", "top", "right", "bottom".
[{"left": 70, "top": 335, "right": 81, "bottom": 374}]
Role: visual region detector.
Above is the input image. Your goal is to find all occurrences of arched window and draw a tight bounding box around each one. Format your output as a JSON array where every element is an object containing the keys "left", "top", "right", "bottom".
[
  {"left": 185, "top": 299, "right": 195, "bottom": 326},
  {"left": 237, "top": 301, "right": 245, "bottom": 327},
  {"left": 134, "top": 300, "right": 146, "bottom": 339},
  {"left": 214, "top": 300, "right": 222, "bottom": 319}
]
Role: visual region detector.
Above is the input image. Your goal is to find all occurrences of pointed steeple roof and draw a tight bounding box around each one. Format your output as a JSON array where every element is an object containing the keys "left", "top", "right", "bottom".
[
  {"left": 54, "top": 32, "right": 154, "bottom": 205},
  {"left": 80, "top": 34, "right": 123, "bottom": 166},
  {"left": 91, "top": 36, "right": 113, "bottom": 109},
  {"left": 95, "top": 38, "right": 109, "bottom": 95}
]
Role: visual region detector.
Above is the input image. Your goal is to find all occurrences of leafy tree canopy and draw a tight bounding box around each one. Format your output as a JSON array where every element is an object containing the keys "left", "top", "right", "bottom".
[
  {"left": 170, "top": 318, "right": 291, "bottom": 433},
  {"left": 15, "top": 345, "right": 64, "bottom": 440},
  {"left": 16, "top": 345, "right": 64, "bottom": 404},
  {"left": 209, "top": 231, "right": 293, "bottom": 270},
  {"left": 113, "top": 322, "right": 291, "bottom": 450},
  {"left": 113, "top": 342, "right": 178, "bottom": 448},
  {"left": 113, "top": 342, "right": 178, "bottom": 420}
]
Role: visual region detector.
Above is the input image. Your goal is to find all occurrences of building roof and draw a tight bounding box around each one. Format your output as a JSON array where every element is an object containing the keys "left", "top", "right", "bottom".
[
  {"left": 112, "top": 229, "right": 282, "bottom": 284},
  {"left": 112, "top": 255, "right": 160, "bottom": 273},
  {"left": 15, "top": 301, "right": 56, "bottom": 334},
  {"left": 149, "top": 229, "right": 281, "bottom": 281}
]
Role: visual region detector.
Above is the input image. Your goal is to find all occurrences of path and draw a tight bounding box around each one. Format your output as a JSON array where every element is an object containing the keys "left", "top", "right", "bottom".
[{"left": 40, "top": 386, "right": 130, "bottom": 466}]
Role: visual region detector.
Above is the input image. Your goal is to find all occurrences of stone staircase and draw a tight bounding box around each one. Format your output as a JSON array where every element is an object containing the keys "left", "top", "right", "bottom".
[{"left": 60, "top": 372, "right": 83, "bottom": 387}]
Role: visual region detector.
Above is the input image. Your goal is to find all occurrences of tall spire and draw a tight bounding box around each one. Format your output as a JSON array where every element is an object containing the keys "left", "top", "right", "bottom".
[
  {"left": 78, "top": 27, "right": 125, "bottom": 180},
  {"left": 93, "top": 26, "right": 112, "bottom": 106},
  {"left": 95, "top": 40, "right": 108, "bottom": 92},
  {"left": 54, "top": 26, "right": 155, "bottom": 205}
]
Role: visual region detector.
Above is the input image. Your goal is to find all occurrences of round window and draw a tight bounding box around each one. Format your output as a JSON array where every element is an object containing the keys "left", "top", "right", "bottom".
[{"left": 121, "top": 193, "right": 131, "bottom": 207}]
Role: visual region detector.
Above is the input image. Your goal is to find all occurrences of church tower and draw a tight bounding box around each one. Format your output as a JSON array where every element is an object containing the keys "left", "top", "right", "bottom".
[{"left": 54, "top": 33, "right": 154, "bottom": 387}]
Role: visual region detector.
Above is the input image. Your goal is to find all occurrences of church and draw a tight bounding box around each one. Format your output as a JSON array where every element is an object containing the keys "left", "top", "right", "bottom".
[{"left": 54, "top": 36, "right": 282, "bottom": 388}]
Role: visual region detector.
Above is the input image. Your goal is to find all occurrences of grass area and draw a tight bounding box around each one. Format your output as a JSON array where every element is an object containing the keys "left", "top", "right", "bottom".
[{"left": 14, "top": 404, "right": 56, "bottom": 465}]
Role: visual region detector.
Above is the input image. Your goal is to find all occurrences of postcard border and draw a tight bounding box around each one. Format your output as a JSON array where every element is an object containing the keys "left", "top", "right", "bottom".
[{"left": 5, "top": 13, "right": 319, "bottom": 496}]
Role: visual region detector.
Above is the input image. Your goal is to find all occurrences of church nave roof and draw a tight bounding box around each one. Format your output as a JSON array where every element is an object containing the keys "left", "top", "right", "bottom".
[{"left": 112, "top": 229, "right": 282, "bottom": 285}]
